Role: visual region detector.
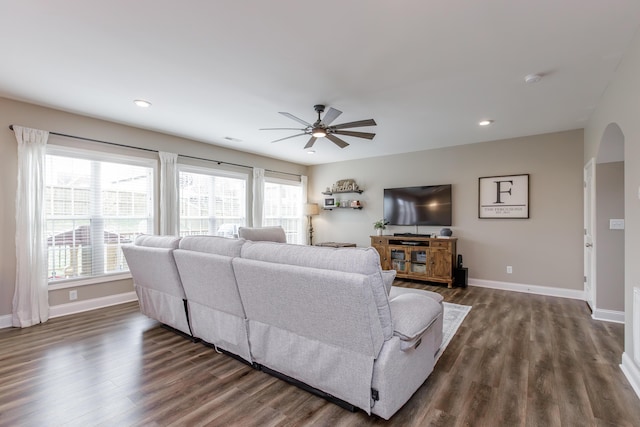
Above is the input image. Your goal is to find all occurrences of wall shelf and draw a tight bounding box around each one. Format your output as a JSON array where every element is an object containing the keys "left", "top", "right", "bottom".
[
  {"left": 323, "top": 206, "right": 363, "bottom": 210},
  {"left": 322, "top": 189, "right": 363, "bottom": 195}
]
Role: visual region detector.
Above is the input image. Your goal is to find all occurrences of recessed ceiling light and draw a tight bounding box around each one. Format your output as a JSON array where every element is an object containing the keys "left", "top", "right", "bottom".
[
  {"left": 133, "top": 99, "right": 152, "bottom": 108},
  {"left": 524, "top": 74, "right": 542, "bottom": 84},
  {"left": 478, "top": 120, "right": 494, "bottom": 126},
  {"left": 307, "top": 150, "right": 316, "bottom": 154}
]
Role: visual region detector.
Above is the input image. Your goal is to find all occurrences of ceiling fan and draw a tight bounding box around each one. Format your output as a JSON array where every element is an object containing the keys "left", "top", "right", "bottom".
[{"left": 260, "top": 104, "right": 376, "bottom": 149}]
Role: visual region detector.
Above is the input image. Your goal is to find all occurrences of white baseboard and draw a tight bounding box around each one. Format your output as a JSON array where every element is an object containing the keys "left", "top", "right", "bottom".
[
  {"left": 0, "top": 314, "right": 12, "bottom": 329},
  {"left": 592, "top": 308, "right": 625, "bottom": 324},
  {"left": 49, "top": 291, "right": 138, "bottom": 319},
  {"left": 469, "top": 278, "right": 585, "bottom": 300},
  {"left": 621, "top": 352, "right": 640, "bottom": 400}
]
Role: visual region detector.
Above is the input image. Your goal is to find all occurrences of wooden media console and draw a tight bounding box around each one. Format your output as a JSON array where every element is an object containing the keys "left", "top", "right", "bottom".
[{"left": 371, "top": 235, "right": 458, "bottom": 288}]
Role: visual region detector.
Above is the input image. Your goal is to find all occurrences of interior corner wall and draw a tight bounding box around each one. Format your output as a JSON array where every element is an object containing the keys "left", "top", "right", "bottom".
[
  {"left": 0, "top": 96, "right": 307, "bottom": 318},
  {"left": 596, "top": 161, "right": 625, "bottom": 312},
  {"left": 308, "top": 129, "right": 584, "bottom": 291}
]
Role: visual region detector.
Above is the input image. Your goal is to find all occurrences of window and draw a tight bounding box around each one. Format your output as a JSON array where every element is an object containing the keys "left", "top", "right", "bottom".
[
  {"left": 179, "top": 167, "right": 247, "bottom": 237},
  {"left": 45, "top": 148, "right": 155, "bottom": 283},
  {"left": 263, "top": 178, "right": 303, "bottom": 244}
]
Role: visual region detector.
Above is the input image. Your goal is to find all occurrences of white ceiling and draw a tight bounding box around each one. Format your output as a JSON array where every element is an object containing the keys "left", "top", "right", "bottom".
[{"left": 1, "top": 1, "right": 639, "bottom": 166}]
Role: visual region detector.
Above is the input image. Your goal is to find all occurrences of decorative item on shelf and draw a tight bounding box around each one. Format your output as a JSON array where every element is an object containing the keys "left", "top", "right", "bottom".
[
  {"left": 350, "top": 200, "right": 362, "bottom": 208},
  {"left": 304, "top": 203, "right": 320, "bottom": 245},
  {"left": 336, "top": 179, "right": 358, "bottom": 192},
  {"left": 323, "top": 178, "right": 363, "bottom": 195},
  {"left": 440, "top": 228, "right": 453, "bottom": 236},
  {"left": 374, "top": 218, "right": 389, "bottom": 236}
]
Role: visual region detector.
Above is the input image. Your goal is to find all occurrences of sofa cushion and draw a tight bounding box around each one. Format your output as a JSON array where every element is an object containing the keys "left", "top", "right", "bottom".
[
  {"left": 381, "top": 270, "right": 396, "bottom": 294},
  {"left": 389, "top": 286, "right": 444, "bottom": 305},
  {"left": 240, "top": 241, "right": 393, "bottom": 339},
  {"left": 234, "top": 257, "right": 384, "bottom": 356},
  {"left": 135, "top": 234, "right": 181, "bottom": 249},
  {"left": 389, "top": 293, "right": 441, "bottom": 348},
  {"left": 178, "top": 235, "right": 244, "bottom": 257},
  {"left": 241, "top": 241, "right": 381, "bottom": 274},
  {"left": 238, "top": 226, "right": 287, "bottom": 243},
  {"left": 122, "top": 245, "right": 185, "bottom": 298}
]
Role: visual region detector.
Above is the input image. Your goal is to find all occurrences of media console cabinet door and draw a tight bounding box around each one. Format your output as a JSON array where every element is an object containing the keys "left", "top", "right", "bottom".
[
  {"left": 429, "top": 247, "right": 453, "bottom": 280},
  {"left": 371, "top": 237, "right": 390, "bottom": 269},
  {"left": 389, "top": 246, "right": 410, "bottom": 275}
]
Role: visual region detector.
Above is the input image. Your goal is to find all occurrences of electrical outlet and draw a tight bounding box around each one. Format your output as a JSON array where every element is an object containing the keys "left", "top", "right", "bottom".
[
  {"left": 69, "top": 290, "right": 78, "bottom": 301},
  {"left": 507, "top": 266, "right": 513, "bottom": 274}
]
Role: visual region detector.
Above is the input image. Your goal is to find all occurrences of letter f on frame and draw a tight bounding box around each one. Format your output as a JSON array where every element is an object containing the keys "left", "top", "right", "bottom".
[{"left": 494, "top": 180, "right": 513, "bottom": 204}]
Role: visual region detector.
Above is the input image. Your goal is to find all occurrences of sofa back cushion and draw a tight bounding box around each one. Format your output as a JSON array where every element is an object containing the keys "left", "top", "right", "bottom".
[
  {"left": 233, "top": 257, "right": 384, "bottom": 356},
  {"left": 179, "top": 235, "right": 244, "bottom": 257},
  {"left": 122, "top": 239, "right": 184, "bottom": 298},
  {"left": 237, "top": 226, "right": 287, "bottom": 243},
  {"left": 240, "top": 241, "right": 393, "bottom": 339},
  {"left": 134, "top": 234, "right": 181, "bottom": 249}
]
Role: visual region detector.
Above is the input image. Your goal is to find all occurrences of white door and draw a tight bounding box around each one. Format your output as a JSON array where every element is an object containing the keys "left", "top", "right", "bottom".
[{"left": 584, "top": 158, "right": 596, "bottom": 311}]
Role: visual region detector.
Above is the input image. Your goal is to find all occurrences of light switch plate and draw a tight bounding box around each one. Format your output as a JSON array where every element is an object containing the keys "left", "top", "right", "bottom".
[{"left": 610, "top": 219, "right": 625, "bottom": 230}]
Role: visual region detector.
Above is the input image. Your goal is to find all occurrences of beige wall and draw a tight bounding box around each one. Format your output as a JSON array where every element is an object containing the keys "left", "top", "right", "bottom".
[
  {"left": 0, "top": 97, "right": 307, "bottom": 317},
  {"left": 309, "top": 129, "right": 584, "bottom": 291},
  {"left": 585, "top": 28, "right": 640, "bottom": 367},
  {"left": 596, "top": 161, "right": 625, "bottom": 312},
  {"left": 48, "top": 279, "right": 134, "bottom": 306}
]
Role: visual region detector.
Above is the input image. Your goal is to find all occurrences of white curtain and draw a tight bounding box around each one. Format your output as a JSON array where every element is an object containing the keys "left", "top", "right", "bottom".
[
  {"left": 159, "top": 152, "right": 179, "bottom": 235},
  {"left": 12, "top": 126, "right": 50, "bottom": 327},
  {"left": 300, "top": 175, "right": 308, "bottom": 244},
  {"left": 252, "top": 167, "right": 265, "bottom": 227}
]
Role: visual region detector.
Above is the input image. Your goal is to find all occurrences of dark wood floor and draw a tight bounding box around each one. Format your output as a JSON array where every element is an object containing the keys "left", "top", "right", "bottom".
[{"left": 1, "top": 282, "right": 639, "bottom": 426}]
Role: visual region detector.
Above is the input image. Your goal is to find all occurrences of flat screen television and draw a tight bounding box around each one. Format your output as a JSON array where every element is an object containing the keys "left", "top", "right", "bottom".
[{"left": 383, "top": 184, "right": 452, "bottom": 226}]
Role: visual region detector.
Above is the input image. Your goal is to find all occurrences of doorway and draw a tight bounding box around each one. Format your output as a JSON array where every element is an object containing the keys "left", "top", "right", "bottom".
[{"left": 588, "top": 123, "right": 625, "bottom": 320}]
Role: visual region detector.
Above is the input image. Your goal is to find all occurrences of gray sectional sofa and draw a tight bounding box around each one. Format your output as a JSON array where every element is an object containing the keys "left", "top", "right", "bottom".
[{"left": 122, "top": 234, "right": 444, "bottom": 420}]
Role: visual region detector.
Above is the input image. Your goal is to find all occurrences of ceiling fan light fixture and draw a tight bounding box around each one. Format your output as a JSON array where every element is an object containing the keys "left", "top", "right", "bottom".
[{"left": 311, "top": 127, "right": 327, "bottom": 138}]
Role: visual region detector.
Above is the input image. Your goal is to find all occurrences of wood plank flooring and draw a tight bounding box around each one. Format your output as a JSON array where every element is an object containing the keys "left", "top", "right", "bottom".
[{"left": 1, "top": 282, "right": 639, "bottom": 426}]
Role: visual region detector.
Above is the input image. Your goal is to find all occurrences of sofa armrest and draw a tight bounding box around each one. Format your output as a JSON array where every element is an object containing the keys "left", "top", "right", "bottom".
[
  {"left": 389, "top": 293, "right": 442, "bottom": 351},
  {"left": 381, "top": 269, "right": 396, "bottom": 294}
]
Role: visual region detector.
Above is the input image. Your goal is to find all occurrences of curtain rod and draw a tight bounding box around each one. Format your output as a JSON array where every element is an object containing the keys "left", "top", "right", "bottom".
[{"left": 8, "top": 125, "right": 302, "bottom": 178}]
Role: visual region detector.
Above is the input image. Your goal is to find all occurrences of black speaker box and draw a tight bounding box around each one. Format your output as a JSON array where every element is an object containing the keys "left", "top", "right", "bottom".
[{"left": 454, "top": 267, "right": 468, "bottom": 288}]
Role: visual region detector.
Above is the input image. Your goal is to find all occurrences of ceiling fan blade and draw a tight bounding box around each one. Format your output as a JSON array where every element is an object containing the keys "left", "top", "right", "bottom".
[
  {"left": 320, "top": 107, "right": 342, "bottom": 126},
  {"left": 260, "top": 127, "right": 306, "bottom": 131},
  {"left": 326, "top": 134, "right": 349, "bottom": 149},
  {"left": 304, "top": 137, "right": 317, "bottom": 149},
  {"left": 333, "top": 130, "right": 376, "bottom": 140},
  {"left": 270, "top": 133, "right": 308, "bottom": 143},
  {"left": 279, "top": 112, "right": 312, "bottom": 127},
  {"left": 331, "top": 119, "right": 377, "bottom": 130}
]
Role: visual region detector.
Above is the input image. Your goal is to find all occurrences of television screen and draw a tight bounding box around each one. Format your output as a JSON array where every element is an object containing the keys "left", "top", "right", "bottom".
[{"left": 383, "top": 185, "right": 452, "bottom": 226}]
